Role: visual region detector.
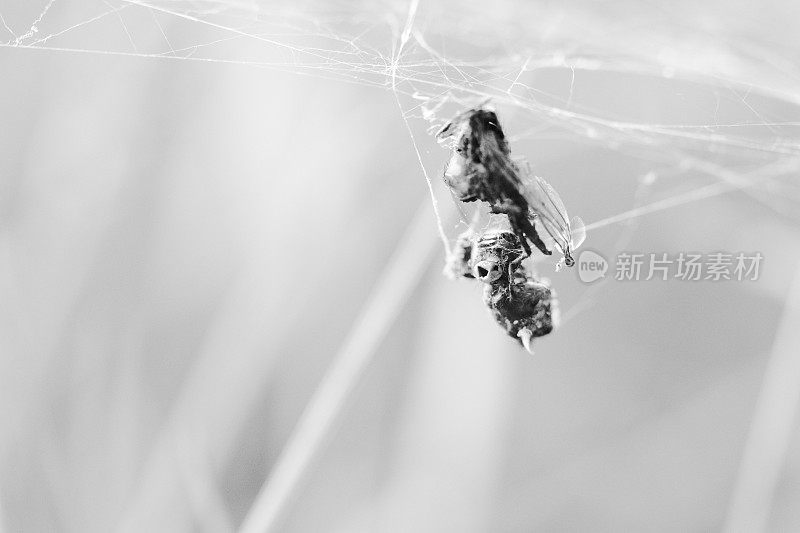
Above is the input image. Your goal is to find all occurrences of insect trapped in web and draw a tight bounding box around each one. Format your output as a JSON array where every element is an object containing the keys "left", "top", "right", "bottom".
[
  {"left": 437, "top": 103, "right": 582, "bottom": 352},
  {"left": 446, "top": 219, "right": 558, "bottom": 354},
  {"left": 437, "top": 103, "right": 586, "bottom": 270}
]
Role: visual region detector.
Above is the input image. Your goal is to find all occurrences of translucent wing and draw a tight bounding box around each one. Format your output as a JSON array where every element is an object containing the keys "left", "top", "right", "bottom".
[
  {"left": 570, "top": 216, "right": 587, "bottom": 250},
  {"left": 534, "top": 218, "right": 568, "bottom": 259},
  {"left": 536, "top": 177, "right": 570, "bottom": 229},
  {"left": 522, "top": 175, "right": 570, "bottom": 251},
  {"left": 521, "top": 173, "right": 586, "bottom": 267}
]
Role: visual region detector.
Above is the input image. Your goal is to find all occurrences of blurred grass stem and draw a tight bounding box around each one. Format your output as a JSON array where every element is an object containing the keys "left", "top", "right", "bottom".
[
  {"left": 724, "top": 262, "right": 800, "bottom": 532},
  {"left": 239, "top": 198, "right": 452, "bottom": 533}
]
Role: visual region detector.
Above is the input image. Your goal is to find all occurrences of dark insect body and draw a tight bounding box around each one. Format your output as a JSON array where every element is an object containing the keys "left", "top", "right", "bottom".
[
  {"left": 439, "top": 104, "right": 583, "bottom": 352},
  {"left": 438, "top": 106, "right": 585, "bottom": 269},
  {"left": 438, "top": 109, "right": 552, "bottom": 259},
  {"left": 485, "top": 275, "right": 556, "bottom": 353},
  {"left": 447, "top": 226, "right": 557, "bottom": 353}
]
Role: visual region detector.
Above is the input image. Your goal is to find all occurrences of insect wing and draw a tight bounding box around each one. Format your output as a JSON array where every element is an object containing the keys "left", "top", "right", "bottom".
[
  {"left": 535, "top": 176, "right": 570, "bottom": 228},
  {"left": 523, "top": 174, "right": 587, "bottom": 265},
  {"left": 533, "top": 217, "right": 567, "bottom": 255},
  {"left": 521, "top": 175, "right": 571, "bottom": 250},
  {"left": 570, "top": 216, "right": 587, "bottom": 250}
]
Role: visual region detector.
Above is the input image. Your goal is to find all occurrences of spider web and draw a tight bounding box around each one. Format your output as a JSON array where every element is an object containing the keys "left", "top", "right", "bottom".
[
  {"left": 3, "top": 0, "right": 799, "bottom": 257},
  {"left": 4, "top": 2, "right": 800, "bottom": 530}
]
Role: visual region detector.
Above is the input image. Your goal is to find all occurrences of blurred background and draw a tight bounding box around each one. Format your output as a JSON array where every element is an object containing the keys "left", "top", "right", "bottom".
[{"left": 2, "top": 0, "right": 800, "bottom": 531}]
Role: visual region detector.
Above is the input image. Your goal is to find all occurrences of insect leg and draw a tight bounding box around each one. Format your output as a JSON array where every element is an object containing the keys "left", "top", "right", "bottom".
[
  {"left": 517, "top": 216, "right": 552, "bottom": 257},
  {"left": 507, "top": 216, "right": 532, "bottom": 257},
  {"left": 490, "top": 201, "right": 532, "bottom": 258},
  {"left": 489, "top": 199, "right": 551, "bottom": 258}
]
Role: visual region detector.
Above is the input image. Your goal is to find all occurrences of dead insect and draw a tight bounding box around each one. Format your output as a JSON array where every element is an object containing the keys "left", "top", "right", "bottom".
[
  {"left": 449, "top": 224, "right": 558, "bottom": 353},
  {"left": 438, "top": 105, "right": 585, "bottom": 268},
  {"left": 487, "top": 272, "right": 557, "bottom": 354}
]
